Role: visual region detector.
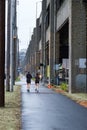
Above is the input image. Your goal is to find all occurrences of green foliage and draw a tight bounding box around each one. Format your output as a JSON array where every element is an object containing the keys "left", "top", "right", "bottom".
[
  {"left": 16, "top": 76, "right": 20, "bottom": 81},
  {"left": 60, "top": 83, "right": 68, "bottom": 91},
  {"left": 32, "top": 77, "right": 35, "bottom": 81}
]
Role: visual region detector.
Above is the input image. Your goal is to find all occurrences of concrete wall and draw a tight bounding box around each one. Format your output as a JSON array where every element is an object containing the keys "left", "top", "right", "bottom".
[
  {"left": 56, "top": 0, "right": 70, "bottom": 31},
  {"left": 46, "top": 26, "right": 50, "bottom": 42},
  {"left": 69, "top": 0, "right": 87, "bottom": 92},
  {"left": 39, "top": 13, "right": 42, "bottom": 25},
  {"left": 46, "top": 0, "right": 50, "bottom": 7},
  {"left": 56, "top": 0, "right": 87, "bottom": 92}
]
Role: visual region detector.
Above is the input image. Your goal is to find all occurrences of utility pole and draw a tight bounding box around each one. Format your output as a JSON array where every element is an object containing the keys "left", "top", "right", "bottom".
[
  {"left": 84, "top": 1, "right": 87, "bottom": 92},
  {"left": 6, "top": 0, "right": 11, "bottom": 91},
  {"left": 13, "top": 0, "right": 17, "bottom": 85},
  {"left": 10, "top": 0, "right": 17, "bottom": 91},
  {"left": 0, "top": 0, "right": 5, "bottom": 107}
]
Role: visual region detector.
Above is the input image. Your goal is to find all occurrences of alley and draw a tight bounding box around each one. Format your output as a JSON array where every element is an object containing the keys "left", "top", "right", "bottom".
[{"left": 20, "top": 76, "right": 87, "bottom": 130}]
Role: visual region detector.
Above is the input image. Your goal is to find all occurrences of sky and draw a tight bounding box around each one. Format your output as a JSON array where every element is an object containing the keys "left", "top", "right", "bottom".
[{"left": 17, "top": 0, "right": 42, "bottom": 51}]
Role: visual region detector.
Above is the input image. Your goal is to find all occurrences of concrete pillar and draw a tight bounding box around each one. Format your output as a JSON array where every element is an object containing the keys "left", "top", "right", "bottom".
[
  {"left": 41, "top": 0, "right": 46, "bottom": 79},
  {"left": 50, "top": 0, "right": 54, "bottom": 81},
  {"left": 55, "top": 32, "right": 60, "bottom": 64},
  {"left": 69, "top": 0, "right": 87, "bottom": 93}
]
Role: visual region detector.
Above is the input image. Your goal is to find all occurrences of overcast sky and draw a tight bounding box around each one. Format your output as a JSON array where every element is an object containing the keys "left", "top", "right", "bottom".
[{"left": 17, "top": 0, "right": 42, "bottom": 51}]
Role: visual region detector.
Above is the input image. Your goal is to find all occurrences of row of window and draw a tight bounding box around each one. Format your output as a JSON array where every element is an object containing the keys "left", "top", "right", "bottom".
[{"left": 45, "top": 0, "right": 65, "bottom": 30}]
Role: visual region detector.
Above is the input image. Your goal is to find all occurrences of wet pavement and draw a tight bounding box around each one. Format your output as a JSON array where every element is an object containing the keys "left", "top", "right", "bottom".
[{"left": 20, "top": 76, "right": 87, "bottom": 130}]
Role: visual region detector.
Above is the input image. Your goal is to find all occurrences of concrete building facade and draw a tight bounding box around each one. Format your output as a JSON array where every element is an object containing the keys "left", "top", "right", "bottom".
[
  {"left": 23, "top": 0, "right": 87, "bottom": 93},
  {"left": 55, "top": 0, "right": 87, "bottom": 92}
]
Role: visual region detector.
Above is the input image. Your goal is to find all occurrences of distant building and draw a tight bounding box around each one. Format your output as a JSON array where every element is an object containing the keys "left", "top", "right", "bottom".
[{"left": 19, "top": 49, "right": 26, "bottom": 72}]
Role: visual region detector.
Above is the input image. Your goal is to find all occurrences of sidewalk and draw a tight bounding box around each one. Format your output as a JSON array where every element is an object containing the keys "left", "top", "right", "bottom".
[
  {"left": 51, "top": 86, "right": 87, "bottom": 108},
  {"left": 20, "top": 75, "right": 87, "bottom": 108},
  {"left": 20, "top": 76, "right": 87, "bottom": 130}
]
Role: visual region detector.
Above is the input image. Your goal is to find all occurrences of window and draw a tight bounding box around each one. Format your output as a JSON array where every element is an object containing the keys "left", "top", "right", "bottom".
[
  {"left": 45, "top": 41, "right": 49, "bottom": 65},
  {"left": 83, "top": 0, "right": 87, "bottom": 2},
  {"left": 45, "top": 4, "right": 50, "bottom": 30},
  {"left": 38, "top": 25, "right": 41, "bottom": 41}
]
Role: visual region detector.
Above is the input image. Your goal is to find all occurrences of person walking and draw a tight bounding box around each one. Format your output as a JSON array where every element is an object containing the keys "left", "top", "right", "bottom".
[
  {"left": 26, "top": 72, "right": 32, "bottom": 92},
  {"left": 35, "top": 73, "right": 40, "bottom": 93}
]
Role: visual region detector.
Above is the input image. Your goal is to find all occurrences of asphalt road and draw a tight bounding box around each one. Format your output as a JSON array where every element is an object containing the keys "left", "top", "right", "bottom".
[{"left": 20, "top": 76, "right": 87, "bottom": 130}]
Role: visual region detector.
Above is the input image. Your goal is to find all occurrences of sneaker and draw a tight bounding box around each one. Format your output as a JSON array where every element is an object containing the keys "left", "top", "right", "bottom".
[
  {"left": 27, "top": 89, "right": 30, "bottom": 92},
  {"left": 35, "top": 88, "right": 37, "bottom": 92},
  {"left": 37, "top": 90, "right": 39, "bottom": 93}
]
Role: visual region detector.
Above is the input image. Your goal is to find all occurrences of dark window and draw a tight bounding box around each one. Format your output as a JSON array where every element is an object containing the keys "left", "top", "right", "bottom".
[
  {"left": 38, "top": 25, "right": 41, "bottom": 41},
  {"left": 46, "top": 5, "right": 50, "bottom": 30},
  {"left": 83, "top": 0, "right": 87, "bottom": 2},
  {"left": 45, "top": 41, "right": 49, "bottom": 65},
  {"left": 59, "top": 22, "right": 69, "bottom": 60},
  {"left": 60, "top": 0, "right": 65, "bottom": 5}
]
